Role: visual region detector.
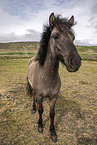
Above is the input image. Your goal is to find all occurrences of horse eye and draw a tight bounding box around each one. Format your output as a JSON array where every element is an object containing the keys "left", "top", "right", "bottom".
[{"left": 53, "top": 35, "right": 59, "bottom": 40}]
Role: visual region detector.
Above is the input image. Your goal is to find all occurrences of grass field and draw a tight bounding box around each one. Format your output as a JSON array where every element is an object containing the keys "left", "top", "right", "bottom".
[{"left": 0, "top": 42, "right": 97, "bottom": 144}]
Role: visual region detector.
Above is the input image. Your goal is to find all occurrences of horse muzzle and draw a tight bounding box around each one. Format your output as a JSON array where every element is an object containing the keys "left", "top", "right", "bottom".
[{"left": 66, "top": 56, "right": 81, "bottom": 72}]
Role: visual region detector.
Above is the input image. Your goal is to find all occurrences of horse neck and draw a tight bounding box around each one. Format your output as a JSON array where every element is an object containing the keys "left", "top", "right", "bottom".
[{"left": 43, "top": 44, "right": 59, "bottom": 79}]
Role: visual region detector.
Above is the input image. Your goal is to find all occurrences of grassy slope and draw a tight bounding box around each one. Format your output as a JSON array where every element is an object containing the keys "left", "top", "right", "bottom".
[
  {"left": 76, "top": 45, "right": 97, "bottom": 61},
  {"left": 0, "top": 42, "right": 97, "bottom": 61},
  {"left": 0, "top": 42, "right": 97, "bottom": 144},
  {"left": 0, "top": 42, "right": 38, "bottom": 59}
]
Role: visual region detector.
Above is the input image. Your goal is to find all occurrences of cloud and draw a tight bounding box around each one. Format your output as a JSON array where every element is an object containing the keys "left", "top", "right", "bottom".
[
  {"left": 75, "top": 39, "right": 97, "bottom": 46},
  {"left": 26, "top": 29, "right": 40, "bottom": 34},
  {"left": 0, "top": 8, "right": 26, "bottom": 35},
  {"left": 91, "top": 2, "right": 97, "bottom": 15},
  {"left": 24, "top": 29, "right": 41, "bottom": 41},
  {"left": 0, "top": 0, "right": 97, "bottom": 45},
  {"left": 0, "top": 29, "right": 41, "bottom": 42}
]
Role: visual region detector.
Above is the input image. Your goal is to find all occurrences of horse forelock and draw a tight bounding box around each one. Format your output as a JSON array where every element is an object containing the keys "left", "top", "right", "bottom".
[{"left": 53, "top": 15, "right": 75, "bottom": 35}]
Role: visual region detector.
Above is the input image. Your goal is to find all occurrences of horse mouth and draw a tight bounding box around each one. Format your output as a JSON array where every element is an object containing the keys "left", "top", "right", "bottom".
[{"left": 66, "top": 57, "right": 81, "bottom": 72}]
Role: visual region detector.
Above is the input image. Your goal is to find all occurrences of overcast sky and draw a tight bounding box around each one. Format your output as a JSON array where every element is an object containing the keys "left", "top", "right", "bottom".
[{"left": 0, "top": 0, "right": 97, "bottom": 45}]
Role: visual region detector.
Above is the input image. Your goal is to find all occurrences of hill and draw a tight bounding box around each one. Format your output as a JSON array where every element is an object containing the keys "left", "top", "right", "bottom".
[{"left": 0, "top": 42, "right": 97, "bottom": 61}]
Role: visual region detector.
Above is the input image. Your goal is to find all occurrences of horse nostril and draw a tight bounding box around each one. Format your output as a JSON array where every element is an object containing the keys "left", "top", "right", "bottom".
[{"left": 70, "top": 58, "right": 75, "bottom": 68}]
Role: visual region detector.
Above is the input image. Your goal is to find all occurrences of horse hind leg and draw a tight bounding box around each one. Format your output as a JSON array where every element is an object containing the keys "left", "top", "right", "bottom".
[
  {"left": 26, "top": 77, "right": 32, "bottom": 96},
  {"left": 32, "top": 95, "right": 36, "bottom": 114},
  {"left": 26, "top": 77, "right": 36, "bottom": 114}
]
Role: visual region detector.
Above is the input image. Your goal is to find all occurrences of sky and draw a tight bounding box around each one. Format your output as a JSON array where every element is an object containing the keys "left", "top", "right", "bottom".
[{"left": 0, "top": 0, "right": 97, "bottom": 45}]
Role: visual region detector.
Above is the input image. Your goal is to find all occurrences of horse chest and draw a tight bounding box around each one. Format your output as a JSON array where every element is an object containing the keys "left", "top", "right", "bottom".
[{"left": 34, "top": 73, "right": 61, "bottom": 97}]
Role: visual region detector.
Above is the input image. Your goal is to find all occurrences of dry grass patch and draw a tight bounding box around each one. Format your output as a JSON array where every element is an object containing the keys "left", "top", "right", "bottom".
[{"left": 0, "top": 59, "right": 97, "bottom": 144}]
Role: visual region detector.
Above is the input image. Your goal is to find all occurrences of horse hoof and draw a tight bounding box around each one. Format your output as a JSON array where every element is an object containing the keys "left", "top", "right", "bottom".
[
  {"left": 51, "top": 135, "right": 57, "bottom": 142},
  {"left": 32, "top": 109, "right": 36, "bottom": 114},
  {"left": 38, "top": 127, "right": 43, "bottom": 133}
]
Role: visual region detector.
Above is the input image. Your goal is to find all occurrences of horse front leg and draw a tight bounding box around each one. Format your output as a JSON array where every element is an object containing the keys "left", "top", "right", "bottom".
[
  {"left": 37, "top": 95, "right": 43, "bottom": 133},
  {"left": 50, "top": 97, "right": 57, "bottom": 142}
]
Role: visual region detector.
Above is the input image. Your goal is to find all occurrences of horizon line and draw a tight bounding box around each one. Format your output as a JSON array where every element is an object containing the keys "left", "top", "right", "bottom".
[{"left": 0, "top": 40, "right": 97, "bottom": 47}]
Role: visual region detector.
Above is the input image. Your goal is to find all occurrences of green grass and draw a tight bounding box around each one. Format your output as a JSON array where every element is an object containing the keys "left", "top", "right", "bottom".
[
  {"left": 0, "top": 52, "right": 36, "bottom": 59},
  {"left": 0, "top": 52, "right": 35, "bottom": 55},
  {"left": 0, "top": 42, "right": 97, "bottom": 144}
]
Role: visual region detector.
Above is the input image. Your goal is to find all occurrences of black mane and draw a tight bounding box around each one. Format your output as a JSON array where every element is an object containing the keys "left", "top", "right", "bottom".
[
  {"left": 35, "top": 15, "right": 74, "bottom": 66},
  {"left": 35, "top": 25, "right": 51, "bottom": 65}
]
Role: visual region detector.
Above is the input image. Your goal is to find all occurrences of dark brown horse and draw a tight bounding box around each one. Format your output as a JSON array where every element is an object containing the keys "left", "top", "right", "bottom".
[{"left": 26, "top": 13, "right": 81, "bottom": 142}]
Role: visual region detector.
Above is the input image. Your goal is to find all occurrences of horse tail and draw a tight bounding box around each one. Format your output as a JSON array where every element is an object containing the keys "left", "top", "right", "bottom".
[{"left": 26, "top": 77, "right": 33, "bottom": 96}]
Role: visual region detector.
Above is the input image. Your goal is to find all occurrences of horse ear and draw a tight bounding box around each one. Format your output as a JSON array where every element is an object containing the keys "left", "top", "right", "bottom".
[
  {"left": 68, "top": 15, "right": 74, "bottom": 27},
  {"left": 49, "top": 13, "right": 55, "bottom": 26}
]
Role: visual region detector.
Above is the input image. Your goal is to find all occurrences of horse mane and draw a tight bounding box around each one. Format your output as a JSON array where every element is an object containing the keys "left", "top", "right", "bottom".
[
  {"left": 35, "top": 15, "right": 74, "bottom": 66},
  {"left": 35, "top": 25, "right": 51, "bottom": 65}
]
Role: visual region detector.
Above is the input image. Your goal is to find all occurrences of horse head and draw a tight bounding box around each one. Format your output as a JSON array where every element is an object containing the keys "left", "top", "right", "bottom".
[{"left": 49, "top": 13, "right": 81, "bottom": 72}]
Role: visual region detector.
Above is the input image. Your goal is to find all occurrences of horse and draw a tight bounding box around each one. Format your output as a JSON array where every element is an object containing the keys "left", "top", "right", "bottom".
[{"left": 26, "top": 13, "right": 81, "bottom": 142}]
